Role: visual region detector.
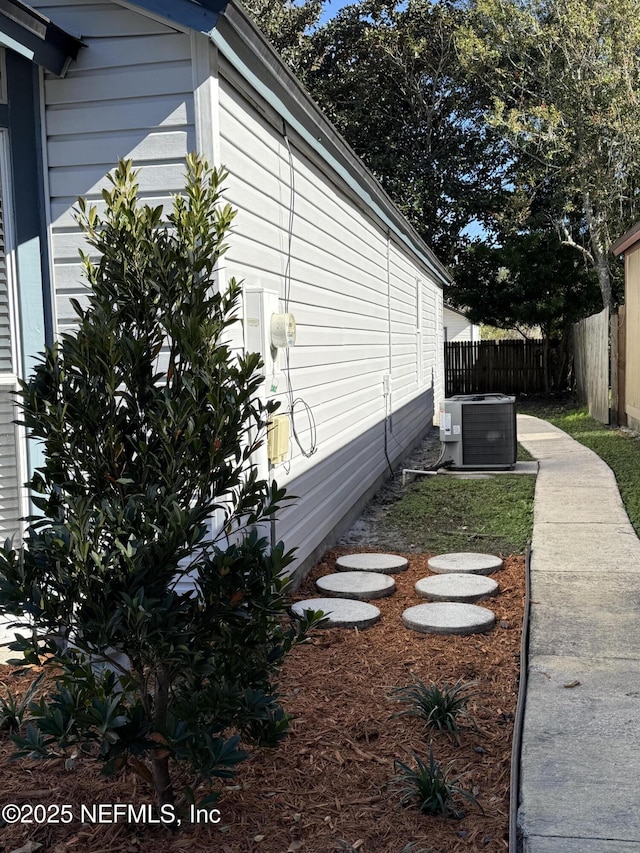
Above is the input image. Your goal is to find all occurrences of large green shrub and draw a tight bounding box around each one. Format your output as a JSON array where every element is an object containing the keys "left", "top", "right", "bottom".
[{"left": 0, "top": 155, "right": 320, "bottom": 809}]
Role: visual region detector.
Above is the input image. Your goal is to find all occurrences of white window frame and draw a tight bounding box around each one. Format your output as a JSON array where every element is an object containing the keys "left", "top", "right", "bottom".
[{"left": 416, "top": 278, "right": 424, "bottom": 386}]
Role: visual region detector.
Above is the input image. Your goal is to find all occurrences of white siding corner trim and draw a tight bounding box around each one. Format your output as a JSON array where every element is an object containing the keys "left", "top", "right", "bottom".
[
  {"left": 190, "top": 29, "right": 220, "bottom": 166},
  {"left": 0, "top": 129, "right": 28, "bottom": 544}
]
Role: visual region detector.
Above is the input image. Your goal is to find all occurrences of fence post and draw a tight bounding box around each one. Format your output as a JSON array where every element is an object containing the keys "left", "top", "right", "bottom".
[
  {"left": 618, "top": 306, "right": 627, "bottom": 427},
  {"left": 573, "top": 307, "right": 609, "bottom": 424},
  {"left": 611, "top": 312, "right": 619, "bottom": 427}
]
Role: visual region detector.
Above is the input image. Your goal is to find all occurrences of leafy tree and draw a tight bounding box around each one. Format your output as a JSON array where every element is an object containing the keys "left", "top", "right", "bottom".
[
  {"left": 457, "top": 0, "right": 640, "bottom": 309},
  {"left": 299, "top": 0, "right": 508, "bottom": 263},
  {"left": 449, "top": 225, "right": 602, "bottom": 387},
  {"left": 243, "top": 0, "right": 324, "bottom": 69},
  {"left": 0, "top": 155, "right": 321, "bottom": 810}
]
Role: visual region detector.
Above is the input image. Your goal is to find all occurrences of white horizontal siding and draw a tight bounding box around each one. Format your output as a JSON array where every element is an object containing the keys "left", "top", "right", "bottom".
[
  {"left": 35, "top": 1, "right": 176, "bottom": 36},
  {"left": 218, "top": 71, "right": 443, "bottom": 573},
  {"left": 45, "top": 63, "right": 193, "bottom": 105},
  {"left": 0, "top": 390, "right": 21, "bottom": 540},
  {"left": 434, "top": 295, "right": 445, "bottom": 410},
  {"left": 32, "top": 2, "right": 445, "bottom": 575},
  {"left": 48, "top": 129, "right": 191, "bottom": 168},
  {"left": 33, "top": 0, "right": 196, "bottom": 331},
  {"left": 58, "top": 33, "right": 192, "bottom": 71},
  {"left": 389, "top": 247, "right": 420, "bottom": 406},
  {"left": 444, "top": 307, "right": 479, "bottom": 343},
  {"left": 279, "top": 387, "right": 434, "bottom": 566},
  {"left": 46, "top": 97, "right": 193, "bottom": 138}
]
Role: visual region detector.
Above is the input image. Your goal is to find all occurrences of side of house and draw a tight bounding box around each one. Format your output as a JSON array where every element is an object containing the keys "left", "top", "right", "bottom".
[
  {"left": 443, "top": 304, "right": 480, "bottom": 343},
  {"left": 613, "top": 224, "right": 640, "bottom": 431},
  {"left": 3, "top": 0, "right": 449, "bottom": 578}
]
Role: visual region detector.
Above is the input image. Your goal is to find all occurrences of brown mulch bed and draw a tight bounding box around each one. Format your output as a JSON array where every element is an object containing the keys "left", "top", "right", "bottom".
[{"left": 0, "top": 548, "right": 524, "bottom": 853}]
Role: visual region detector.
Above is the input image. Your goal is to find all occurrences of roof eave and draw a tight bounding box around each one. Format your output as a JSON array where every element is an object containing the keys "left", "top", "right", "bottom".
[
  {"left": 613, "top": 222, "right": 640, "bottom": 257},
  {"left": 0, "top": 0, "right": 84, "bottom": 76},
  {"left": 213, "top": 2, "right": 452, "bottom": 288},
  {"left": 118, "top": 0, "right": 227, "bottom": 37}
]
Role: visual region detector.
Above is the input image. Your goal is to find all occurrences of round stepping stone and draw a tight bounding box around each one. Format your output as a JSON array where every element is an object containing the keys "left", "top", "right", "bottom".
[
  {"left": 336, "top": 553, "right": 408, "bottom": 574},
  {"left": 403, "top": 602, "right": 496, "bottom": 635},
  {"left": 415, "top": 573, "right": 498, "bottom": 603},
  {"left": 316, "top": 571, "right": 396, "bottom": 600},
  {"left": 291, "top": 598, "right": 381, "bottom": 629},
  {"left": 427, "top": 552, "right": 503, "bottom": 576}
]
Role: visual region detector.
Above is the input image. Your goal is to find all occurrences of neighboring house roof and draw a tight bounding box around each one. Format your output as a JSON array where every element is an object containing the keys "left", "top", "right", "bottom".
[
  {"left": 0, "top": 0, "right": 83, "bottom": 75},
  {"left": 444, "top": 303, "right": 472, "bottom": 319},
  {"left": 612, "top": 222, "right": 640, "bottom": 257}
]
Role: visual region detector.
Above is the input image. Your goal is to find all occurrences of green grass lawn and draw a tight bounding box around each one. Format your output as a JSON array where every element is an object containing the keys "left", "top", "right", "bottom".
[
  {"left": 378, "top": 397, "right": 640, "bottom": 558},
  {"left": 370, "top": 408, "right": 573, "bottom": 557},
  {"left": 518, "top": 442, "right": 535, "bottom": 461},
  {"left": 385, "top": 473, "right": 535, "bottom": 555},
  {"left": 520, "top": 399, "right": 640, "bottom": 537}
]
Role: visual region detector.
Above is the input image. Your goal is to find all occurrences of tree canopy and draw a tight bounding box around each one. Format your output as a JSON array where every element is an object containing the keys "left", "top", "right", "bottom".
[
  {"left": 450, "top": 229, "right": 601, "bottom": 339},
  {"left": 457, "top": 0, "right": 640, "bottom": 309},
  {"left": 299, "top": 0, "right": 508, "bottom": 263},
  {"left": 248, "top": 0, "right": 636, "bottom": 329},
  {"left": 242, "top": 0, "right": 323, "bottom": 68}
]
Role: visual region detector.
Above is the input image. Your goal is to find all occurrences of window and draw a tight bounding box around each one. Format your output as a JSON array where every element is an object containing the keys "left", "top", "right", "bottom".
[{"left": 416, "top": 278, "right": 424, "bottom": 385}]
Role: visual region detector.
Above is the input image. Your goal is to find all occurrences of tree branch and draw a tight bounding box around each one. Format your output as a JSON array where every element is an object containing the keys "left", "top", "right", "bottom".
[{"left": 555, "top": 218, "right": 594, "bottom": 266}]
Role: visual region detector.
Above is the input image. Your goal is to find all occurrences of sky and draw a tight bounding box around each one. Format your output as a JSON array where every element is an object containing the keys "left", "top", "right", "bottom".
[{"left": 319, "top": 0, "right": 353, "bottom": 24}]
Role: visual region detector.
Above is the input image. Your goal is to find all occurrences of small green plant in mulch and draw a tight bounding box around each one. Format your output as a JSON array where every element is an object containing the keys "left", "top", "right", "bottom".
[
  {"left": 390, "top": 676, "right": 476, "bottom": 735},
  {"left": 334, "top": 841, "right": 428, "bottom": 853},
  {"left": 0, "top": 672, "right": 43, "bottom": 733},
  {"left": 385, "top": 474, "right": 535, "bottom": 554},
  {"left": 392, "top": 745, "right": 481, "bottom": 818}
]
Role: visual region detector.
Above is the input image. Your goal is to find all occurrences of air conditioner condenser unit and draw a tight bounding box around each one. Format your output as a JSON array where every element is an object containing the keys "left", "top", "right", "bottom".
[{"left": 439, "top": 394, "right": 517, "bottom": 469}]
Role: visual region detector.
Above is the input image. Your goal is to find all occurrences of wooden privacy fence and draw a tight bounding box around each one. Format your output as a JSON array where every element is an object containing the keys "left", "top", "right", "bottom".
[
  {"left": 445, "top": 339, "right": 548, "bottom": 396},
  {"left": 615, "top": 305, "right": 626, "bottom": 427},
  {"left": 573, "top": 307, "right": 609, "bottom": 424}
]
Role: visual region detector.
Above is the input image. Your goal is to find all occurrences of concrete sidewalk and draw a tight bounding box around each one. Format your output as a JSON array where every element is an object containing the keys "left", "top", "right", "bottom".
[{"left": 517, "top": 414, "right": 640, "bottom": 852}]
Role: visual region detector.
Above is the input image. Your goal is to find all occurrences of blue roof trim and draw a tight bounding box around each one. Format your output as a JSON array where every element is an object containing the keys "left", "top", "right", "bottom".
[
  {"left": 0, "top": 0, "right": 83, "bottom": 76},
  {"left": 125, "top": 0, "right": 228, "bottom": 35}
]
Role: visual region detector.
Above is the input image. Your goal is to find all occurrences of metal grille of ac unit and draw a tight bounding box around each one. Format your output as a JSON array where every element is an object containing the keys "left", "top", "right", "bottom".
[
  {"left": 440, "top": 394, "right": 517, "bottom": 469},
  {"left": 460, "top": 401, "right": 517, "bottom": 467}
]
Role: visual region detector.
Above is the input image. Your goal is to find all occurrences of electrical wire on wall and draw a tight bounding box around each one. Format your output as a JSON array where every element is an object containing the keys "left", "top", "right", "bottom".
[
  {"left": 281, "top": 125, "right": 317, "bottom": 461},
  {"left": 383, "top": 386, "right": 394, "bottom": 475},
  {"left": 383, "top": 230, "right": 394, "bottom": 475}
]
